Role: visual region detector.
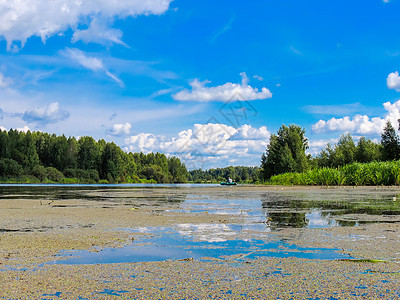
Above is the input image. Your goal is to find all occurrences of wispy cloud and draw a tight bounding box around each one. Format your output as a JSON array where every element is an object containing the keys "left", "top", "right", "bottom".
[
  {"left": 62, "top": 48, "right": 124, "bottom": 87},
  {"left": 0, "top": 72, "right": 12, "bottom": 88},
  {"left": 289, "top": 46, "right": 304, "bottom": 56},
  {"left": 210, "top": 15, "right": 236, "bottom": 43},
  {"left": 303, "top": 102, "right": 378, "bottom": 116},
  {"left": 149, "top": 88, "right": 179, "bottom": 98},
  {"left": 253, "top": 75, "right": 264, "bottom": 81}
]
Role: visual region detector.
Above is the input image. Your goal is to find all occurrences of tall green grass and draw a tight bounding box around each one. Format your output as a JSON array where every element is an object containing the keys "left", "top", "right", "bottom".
[{"left": 268, "top": 161, "right": 400, "bottom": 186}]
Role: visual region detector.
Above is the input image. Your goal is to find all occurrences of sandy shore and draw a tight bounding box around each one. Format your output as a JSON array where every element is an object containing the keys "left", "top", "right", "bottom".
[{"left": 1, "top": 185, "right": 400, "bottom": 299}]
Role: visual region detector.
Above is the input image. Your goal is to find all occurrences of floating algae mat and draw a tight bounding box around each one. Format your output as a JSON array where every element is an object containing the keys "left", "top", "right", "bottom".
[{"left": 52, "top": 225, "right": 351, "bottom": 265}]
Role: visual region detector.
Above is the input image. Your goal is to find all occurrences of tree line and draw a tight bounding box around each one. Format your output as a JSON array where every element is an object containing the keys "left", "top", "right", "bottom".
[
  {"left": 261, "top": 120, "right": 400, "bottom": 182},
  {"left": 0, "top": 129, "right": 187, "bottom": 183},
  {"left": 4, "top": 118, "right": 397, "bottom": 185},
  {"left": 188, "top": 166, "right": 261, "bottom": 183}
]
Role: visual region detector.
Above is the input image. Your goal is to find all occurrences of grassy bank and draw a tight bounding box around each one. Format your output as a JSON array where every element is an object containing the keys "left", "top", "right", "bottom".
[
  {"left": 0, "top": 176, "right": 158, "bottom": 184},
  {"left": 268, "top": 161, "right": 400, "bottom": 186}
]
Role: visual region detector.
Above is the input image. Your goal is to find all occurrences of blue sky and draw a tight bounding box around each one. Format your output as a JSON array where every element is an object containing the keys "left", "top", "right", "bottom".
[{"left": 1, "top": 0, "right": 400, "bottom": 169}]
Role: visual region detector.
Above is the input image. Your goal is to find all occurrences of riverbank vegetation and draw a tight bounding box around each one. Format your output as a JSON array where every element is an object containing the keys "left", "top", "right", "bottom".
[
  {"left": 268, "top": 161, "right": 400, "bottom": 186},
  {"left": 3, "top": 118, "right": 400, "bottom": 186},
  {"left": 261, "top": 120, "right": 400, "bottom": 186},
  {"left": 0, "top": 130, "right": 187, "bottom": 184},
  {"left": 188, "top": 166, "right": 261, "bottom": 183}
]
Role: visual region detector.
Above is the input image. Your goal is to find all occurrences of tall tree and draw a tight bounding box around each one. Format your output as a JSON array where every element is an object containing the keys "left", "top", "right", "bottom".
[
  {"left": 77, "top": 136, "right": 100, "bottom": 170},
  {"left": 168, "top": 157, "right": 188, "bottom": 183},
  {"left": 261, "top": 124, "right": 309, "bottom": 179},
  {"left": 99, "top": 142, "right": 124, "bottom": 182},
  {"left": 381, "top": 121, "right": 400, "bottom": 161}
]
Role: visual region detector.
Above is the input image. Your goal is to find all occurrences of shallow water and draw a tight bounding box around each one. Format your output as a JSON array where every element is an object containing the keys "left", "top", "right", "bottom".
[
  {"left": 2, "top": 185, "right": 400, "bottom": 264},
  {"left": 52, "top": 225, "right": 350, "bottom": 264}
]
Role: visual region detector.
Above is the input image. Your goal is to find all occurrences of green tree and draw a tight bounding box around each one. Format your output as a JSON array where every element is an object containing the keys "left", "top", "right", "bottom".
[
  {"left": 31, "top": 165, "right": 47, "bottom": 181},
  {"left": 77, "top": 137, "right": 100, "bottom": 170},
  {"left": 46, "top": 167, "right": 64, "bottom": 182},
  {"left": 19, "top": 131, "right": 39, "bottom": 172},
  {"left": 355, "top": 137, "right": 381, "bottom": 163},
  {"left": 140, "top": 164, "right": 168, "bottom": 183},
  {"left": 0, "top": 158, "right": 23, "bottom": 177},
  {"left": 168, "top": 157, "right": 188, "bottom": 183},
  {"left": 65, "top": 137, "right": 78, "bottom": 169},
  {"left": 99, "top": 142, "right": 124, "bottom": 182},
  {"left": 122, "top": 152, "right": 138, "bottom": 181},
  {"left": 381, "top": 120, "right": 400, "bottom": 161},
  {"left": 330, "top": 133, "right": 356, "bottom": 167},
  {"left": 261, "top": 124, "right": 309, "bottom": 179},
  {"left": 0, "top": 130, "right": 7, "bottom": 159}
]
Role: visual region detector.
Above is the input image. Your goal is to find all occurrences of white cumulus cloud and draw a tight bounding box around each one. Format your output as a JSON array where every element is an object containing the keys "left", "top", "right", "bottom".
[
  {"left": 312, "top": 100, "right": 400, "bottom": 135},
  {"left": 17, "top": 125, "right": 31, "bottom": 133},
  {"left": 109, "top": 122, "right": 132, "bottom": 136},
  {"left": 307, "top": 138, "right": 339, "bottom": 156},
  {"left": 2, "top": 125, "right": 32, "bottom": 133},
  {"left": 0, "top": 0, "right": 172, "bottom": 51},
  {"left": 229, "top": 124, "right": 270, "bottom": 140},
  {"left": 387, "top": 71, "right": 400, "bottom": 91},
  {"left": 124, "top": 123, "right": 271, "bottom": 169},
  {"left": 172, "top": 72, "right": 272, "bottom": 102},
  {"left": 22, "top": 102, "right": 69, "bottom": 125},
  {"left": 62, "top": 48, "right": 124, "bottom": 87}
]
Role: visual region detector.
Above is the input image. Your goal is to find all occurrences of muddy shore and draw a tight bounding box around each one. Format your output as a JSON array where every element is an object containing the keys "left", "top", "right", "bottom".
[{"left": 1, "top": 185, "right": 400, "bottom": 299}]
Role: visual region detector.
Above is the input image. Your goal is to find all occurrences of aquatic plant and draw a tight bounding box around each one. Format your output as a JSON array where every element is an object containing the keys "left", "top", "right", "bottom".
[{"left": 268, "top": 161, "right": 400, "bottom": 186}]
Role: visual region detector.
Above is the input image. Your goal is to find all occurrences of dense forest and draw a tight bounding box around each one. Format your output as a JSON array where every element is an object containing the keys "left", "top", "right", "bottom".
[
  {"left": 189, "top": 166, "right": 261, "bottom": 183},
  {"left": 261, "top": 120, "right": 400, "bottom": 185},
  {"left": 0, "top": 129, "right": 188, "bottom": 183}
]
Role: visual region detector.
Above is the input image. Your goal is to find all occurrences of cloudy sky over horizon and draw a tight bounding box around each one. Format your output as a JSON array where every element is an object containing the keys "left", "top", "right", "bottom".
[{"left": 1, "top": 0, "right": 400, "bottom": 169}]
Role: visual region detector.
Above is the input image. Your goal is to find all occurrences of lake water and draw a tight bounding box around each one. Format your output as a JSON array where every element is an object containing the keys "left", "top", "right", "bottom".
[{"left": 2, "top": 184, "right": 400, "bottom": 264}]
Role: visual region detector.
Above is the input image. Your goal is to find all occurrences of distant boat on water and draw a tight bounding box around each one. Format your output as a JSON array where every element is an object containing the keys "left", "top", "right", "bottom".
[{"left": 220, "top": 182, "right": 237, "bottom": 186}]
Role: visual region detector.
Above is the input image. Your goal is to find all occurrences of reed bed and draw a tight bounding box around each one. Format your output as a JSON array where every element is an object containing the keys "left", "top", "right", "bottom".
[{"left": 268, "top": 161, "right": 400, "bottom": 186}]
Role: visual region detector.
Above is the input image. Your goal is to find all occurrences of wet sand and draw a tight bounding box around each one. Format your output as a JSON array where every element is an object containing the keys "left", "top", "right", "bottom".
[{"left": 1, "top": 185, "right": 400, "bottom": 299}]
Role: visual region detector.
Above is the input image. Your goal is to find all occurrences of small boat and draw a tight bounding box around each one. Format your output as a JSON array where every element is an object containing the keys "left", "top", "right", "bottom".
[{"left": 220, "top": 182, "right": 237, "bottom": 186}]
